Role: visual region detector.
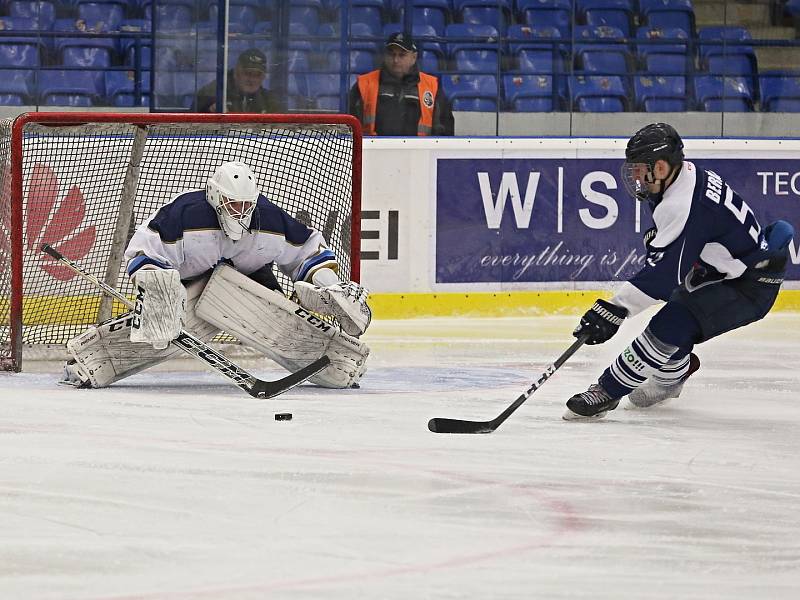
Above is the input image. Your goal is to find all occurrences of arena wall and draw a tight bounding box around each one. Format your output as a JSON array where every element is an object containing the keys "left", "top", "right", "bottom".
[{"left": 360, "top": 137, "right": 800, "bottom": 318}]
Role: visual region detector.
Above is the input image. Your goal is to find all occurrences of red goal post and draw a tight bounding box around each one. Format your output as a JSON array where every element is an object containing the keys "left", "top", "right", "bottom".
[{"left": 0, "top": 112, "right": 362, "bottom": 372}]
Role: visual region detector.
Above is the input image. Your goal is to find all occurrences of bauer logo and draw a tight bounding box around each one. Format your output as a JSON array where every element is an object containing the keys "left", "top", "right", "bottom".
[
  {"left": 435, "top": 157, "right": 800, "bottom": 284},
  {"left": 0, "top": 162, "right": 96, "bottom": 282}
]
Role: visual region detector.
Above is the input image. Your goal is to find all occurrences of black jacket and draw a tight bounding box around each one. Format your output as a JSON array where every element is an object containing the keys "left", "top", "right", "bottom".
[
  {"left": 349, "top": 66, "right": 454, "bottom": 136},
  {"left": 195, "top": 70, "right": 282, "bottom": 113}
]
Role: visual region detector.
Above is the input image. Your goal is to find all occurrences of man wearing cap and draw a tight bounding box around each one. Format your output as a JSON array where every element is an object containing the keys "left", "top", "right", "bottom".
[
  {"left": 350, "top": 32, "right": 454, "bottom": 136},
  {"left": 196, "top": 48, "right": 282, "bottom": 113}
]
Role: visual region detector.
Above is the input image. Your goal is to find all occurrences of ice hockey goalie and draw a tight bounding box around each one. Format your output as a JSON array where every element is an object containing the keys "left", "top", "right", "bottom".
[{"left": 62, "top": 161, "right": 371, "bottom": 391}]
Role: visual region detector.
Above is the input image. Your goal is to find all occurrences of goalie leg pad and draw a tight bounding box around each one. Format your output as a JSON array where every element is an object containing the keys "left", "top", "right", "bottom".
[
  {"left": 195, "top": 264, "right": 370, "bottom": 389},
  {"left": 64, "top": 278, "right": 217, "bottom": 388}
]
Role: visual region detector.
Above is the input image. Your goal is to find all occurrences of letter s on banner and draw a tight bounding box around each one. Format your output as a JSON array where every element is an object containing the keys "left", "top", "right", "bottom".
[{"left": 579, "top": 171, "right": 619, "bottom": 230}]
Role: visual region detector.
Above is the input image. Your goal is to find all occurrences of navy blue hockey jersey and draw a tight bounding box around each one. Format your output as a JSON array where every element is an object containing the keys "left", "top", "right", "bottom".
[{"left": 612, "top": 161, "right": 764, "bottom": 316}]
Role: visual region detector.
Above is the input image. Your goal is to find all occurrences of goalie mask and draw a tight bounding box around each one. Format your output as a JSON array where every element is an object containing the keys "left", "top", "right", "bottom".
[
  {"left": 621, "top": 123, "right": 684, "bottom": 204},
  {"left": 207, "top": 161, "right": 260, "bottom": 240}
]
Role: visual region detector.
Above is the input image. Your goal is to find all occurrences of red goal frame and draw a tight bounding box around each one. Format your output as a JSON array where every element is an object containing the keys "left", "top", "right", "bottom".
[{"left": 3, "top": 112, "right": 362, "bottom": 372}]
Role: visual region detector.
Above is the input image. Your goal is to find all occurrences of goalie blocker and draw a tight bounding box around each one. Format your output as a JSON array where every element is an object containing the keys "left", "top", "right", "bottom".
[{"left": 63, "top": 264, "right": 369, "bottom": 390}]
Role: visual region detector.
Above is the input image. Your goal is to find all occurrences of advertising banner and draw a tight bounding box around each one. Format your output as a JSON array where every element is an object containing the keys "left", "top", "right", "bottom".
[{"left": 436, "top": 158, "right": 800, "bottom": 285}]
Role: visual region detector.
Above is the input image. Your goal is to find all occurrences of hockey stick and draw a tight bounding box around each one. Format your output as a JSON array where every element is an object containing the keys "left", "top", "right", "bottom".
[
  {"left": 428, "top": 335, "right": 588, "bottom": 434},
  {"left": 41, "top": 244, "right": 330, "bottom": 399}
]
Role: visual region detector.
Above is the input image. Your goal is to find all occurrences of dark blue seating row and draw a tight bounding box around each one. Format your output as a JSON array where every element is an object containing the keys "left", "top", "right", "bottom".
[{"left": 1, "top": 68, "right": 797, "bottom": 113}]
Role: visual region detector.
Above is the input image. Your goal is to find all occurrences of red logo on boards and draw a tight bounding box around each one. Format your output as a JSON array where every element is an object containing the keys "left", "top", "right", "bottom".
[{"left": 0, "top": 162, "right": 96, "bottom": 281}]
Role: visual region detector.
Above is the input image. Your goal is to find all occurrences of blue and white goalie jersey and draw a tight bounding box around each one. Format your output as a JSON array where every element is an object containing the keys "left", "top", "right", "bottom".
[
  {"left": 124, "top": 190, "right": 338, "bottom": 283},
  {"left": 613, "top": 161, "right": 764, "bottom": 316}
]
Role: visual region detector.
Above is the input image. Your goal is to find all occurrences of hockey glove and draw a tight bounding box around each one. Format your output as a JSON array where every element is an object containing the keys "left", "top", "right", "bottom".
[
  {"left": 294, "top": 280, "right": 372, "bottom": 337},
  {"left": 573, "top": 299, "right": 628, "bottom": 345}
]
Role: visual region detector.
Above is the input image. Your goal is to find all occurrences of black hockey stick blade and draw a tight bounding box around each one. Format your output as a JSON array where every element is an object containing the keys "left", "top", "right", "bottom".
[
  {"left": 428, "top": 336, "right": 588, "bottom": 434},
  {"left": 248, "top": 355, "right": 331, "bottom": 399},
  {"left": 427, "top": 417, "right": 497, "bottom": 434}
]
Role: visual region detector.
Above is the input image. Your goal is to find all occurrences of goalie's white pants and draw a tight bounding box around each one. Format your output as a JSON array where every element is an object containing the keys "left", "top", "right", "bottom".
[
  {"left": 65, "top": 265, "right": 369, "bottom": 389},
  {"left": 195, "top": 264, "right": 369, "bottom": 389}
]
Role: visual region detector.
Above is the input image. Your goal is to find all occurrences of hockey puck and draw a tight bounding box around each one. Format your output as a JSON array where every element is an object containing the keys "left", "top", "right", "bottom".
[{"left": 275, "top": 413, "right": 293, "bottom": 421}]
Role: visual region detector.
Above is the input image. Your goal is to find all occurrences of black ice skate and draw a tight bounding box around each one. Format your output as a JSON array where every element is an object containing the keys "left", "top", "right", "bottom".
[
  {"left": 563, "top": 383, "right": 621, "bottom": 420},
  {"left": 627, "top": 353, "right": 701, "bottom": 409}
]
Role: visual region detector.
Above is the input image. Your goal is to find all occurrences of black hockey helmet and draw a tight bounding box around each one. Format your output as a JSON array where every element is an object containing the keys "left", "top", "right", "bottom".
[
  {"left": 625, "top": 122, "right": 684, "bottom": 166},
  {"left": 622, "top": 123, "right": 684, "bottom": 202}
]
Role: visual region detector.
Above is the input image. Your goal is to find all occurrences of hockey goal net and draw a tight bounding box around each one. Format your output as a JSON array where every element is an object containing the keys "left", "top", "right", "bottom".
[{"left": 0, "top": 112, "right": 362, "bottom": 371}]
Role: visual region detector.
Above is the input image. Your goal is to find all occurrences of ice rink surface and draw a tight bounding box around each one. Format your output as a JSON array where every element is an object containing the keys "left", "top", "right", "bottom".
[{"left": 2, "top": 312, "right": 799, "bottom": 600}]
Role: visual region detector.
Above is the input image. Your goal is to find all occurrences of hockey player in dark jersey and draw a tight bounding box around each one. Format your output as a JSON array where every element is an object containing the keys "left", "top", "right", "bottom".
[
  {"left": 62, "top": 161, "right": 371, "bottom": 391},
  {"left": 564, "top": 123, "right": 794, "bottom": 420}
]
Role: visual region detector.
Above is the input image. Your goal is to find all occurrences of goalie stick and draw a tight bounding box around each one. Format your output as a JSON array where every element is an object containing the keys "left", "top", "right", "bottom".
[
  {"left": 428, "top": 335, "right": 588, "bottom": 434},
  {"left": 41, "top": 244, "right": 330, "bottom": 399}
]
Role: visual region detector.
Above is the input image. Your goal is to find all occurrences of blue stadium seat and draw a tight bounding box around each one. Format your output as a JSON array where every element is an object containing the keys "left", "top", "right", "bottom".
[
  {"left": 143, "top": 0, "right": 195, "bottom": 31},
  {"left": 306, "top": 71, "right": 344, "bottom": 111},
  {"left": 634, "top": 74, "right": 687, "bottom": 111},
  {"left": 569, "top": 74, "right": 627, "bottom": 111},
  {"left": 697, "top": 25, "right": 753, "bottom": 61},
  {"left": 171, "top": 70, "right": 216, "bottom": 109},
  {"left": 707, "top": 54, "right": 758, "bottom": 98},
  {"left": 327, "top": 0, "right": 385, "bottom": 37},
  {"left": 352, "top": 0, "right": 387, "bottom": 36},
  {"left": 54, "top": 19, "right": 117, "bottom": 69},
  {"left": 573, "top": 25, "right": 629, "bottom": 79},
  {"left": 118, "top": 18, "right": 150, "bottom": 65},
  {"left": 0, "top": 16, "right": 39, "bottom": 31},
  {"left": 503, "top": 73, "right": 557, "bottom": 111},
  {"left": 694, "top": 75, "right": 753, "bottom": 111},
  {"left": 0, "top": 39, "right": 41, "bottom": 67},
  {"left": 759, "top": 71, "right": 800, "bottom": 112},
  {"left": 635, "top": 26, "right": 690, "bottom": 75},
  {"left": 62, "top": 44, "right": 113, "bottom": 67},
  {"left": 0, "top": 93, "right": 24, "bottom": 105},
  {"left": 76, "top": 1, "right": 126, "bottom": 32},
  {"left": 8, "top": 1, "right": 56, "bottom": 30},
  {"left": 286, "top": 41, "right": 313, "bottom": 72},
  {"left": 446, "top": 23, "right": 500, "bottom": 74},
  {"left": 580, "top": 0, "right": 634, "bottom": 37},
  {"left": 581, "top": 50, "right": 628, "bottom": 76},
  {"left": 0, "top": 70, "right": 32, "bottom": 102},
  {"left": 289, "top": 0, "right": 323, "bottom": 35},
  {"left": 640, "top": 0, "right": 695, "bottom": 36},
  {"left": 392, "top": 0, "right": 451, "bottom": 36},
  {"left": 37, "top": 69, "right": 104, "bottom": 106},
  {"left": 508, "top": 25, "right": 562, "bottom": 73},
  {"left": 516, "top": 0, "right": 572, "bottom": 38},
  {"left": 318, "top": 22, "right": 379, "bottom": 72},
  {"left": 105, "top": 69, "right": 150, "bottom": 106},
  {"left": 645, "top": 53, "right": 689, "bottom": 75},
  {"left": 208, "top": 0, "right": 262, "bottom": 32},
  {"left": 455, "top": 0, "right": 512, "bottom": 36},
  {"left": 442, "top": 73, "right": 498, "bottom": 111}
]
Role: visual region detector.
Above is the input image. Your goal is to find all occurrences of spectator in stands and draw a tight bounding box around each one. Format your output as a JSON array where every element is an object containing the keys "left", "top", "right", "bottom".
[
  {"left": 195, "top": 49, "right": 282, "bottom": 114},
  {"left": 350, "top": 32, "right": 454, "bottom": 136}
]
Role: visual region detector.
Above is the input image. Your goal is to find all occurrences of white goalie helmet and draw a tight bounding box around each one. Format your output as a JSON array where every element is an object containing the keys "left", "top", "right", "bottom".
[{"left": 206, "top": 161, "right": 260, "bottom": 240}]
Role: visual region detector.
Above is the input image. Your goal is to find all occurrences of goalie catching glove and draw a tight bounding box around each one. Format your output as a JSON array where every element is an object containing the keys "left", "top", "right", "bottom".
[
  {"left": 130, "top": 267, "right": 186, "bottom": 349},
  {"left": 294, "top": 268, "right": 372, "bottom": 336}
]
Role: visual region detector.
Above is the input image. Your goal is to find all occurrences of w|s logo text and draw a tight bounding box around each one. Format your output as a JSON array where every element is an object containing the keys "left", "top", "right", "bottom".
[{"left": 0, "top": 162, "right": 96, "bottom": 281}]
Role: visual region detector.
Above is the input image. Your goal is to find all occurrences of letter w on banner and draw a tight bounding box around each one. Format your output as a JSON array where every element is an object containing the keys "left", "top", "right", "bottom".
[{"left": 478, "top": 171, "right": 540, "bottom": 229}]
